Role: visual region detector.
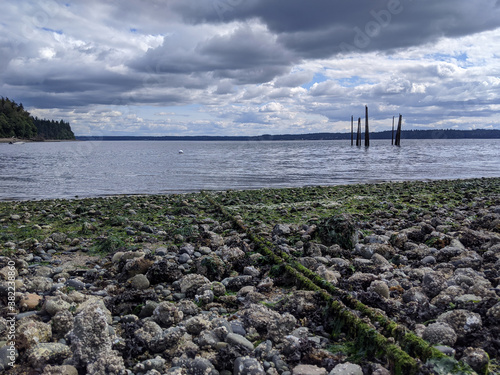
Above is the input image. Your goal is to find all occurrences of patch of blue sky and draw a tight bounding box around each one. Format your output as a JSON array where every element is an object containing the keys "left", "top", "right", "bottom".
[
  {"left": 426, "top": 52, "right": 474, "bottom": 68},
  {"left": 130, "top": 28, "right": 138, "bottom": 33},
  {"left": 302, "top": 73, "right": 328, "bottom": 90},
  {"left": 41, "top": 27, "right": 63, "bottom": 35},
  {"left": 425, "top": 52, "right": 468, "bottom": 62},
  {"left": 149, "top": 104, "right": 203, "bottom": 117},
  {"left": 337, "top": 76, "right": 371, "bottom": 87}
]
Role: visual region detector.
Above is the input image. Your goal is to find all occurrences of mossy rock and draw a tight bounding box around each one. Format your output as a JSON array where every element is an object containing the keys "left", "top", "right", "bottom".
[
  {"left": 316, "top": 214, "right": 357, "bottom": 250},
  {"left": 196, "top": 255, "right": 227, "bottom": 281},
  {"left": 426, "top": 356, "right": 477, "bottom": 375}
]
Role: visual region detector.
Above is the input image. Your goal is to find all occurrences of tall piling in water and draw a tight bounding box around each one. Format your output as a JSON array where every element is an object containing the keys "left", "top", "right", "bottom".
[
  {"left": 364, "top": 106, "right": 370, "bottom": 147},
  {"left": 351, "top": 115, "right": 354, "bottom": 146},
  {"left": 356, "top": 117, "right": 361, "bottom": 146},
  {"left": 395, "top": 114, "right": 402, "bottom": 146},
  {"left": 391, "top": 116, "right": 395, "bottom": 145}
]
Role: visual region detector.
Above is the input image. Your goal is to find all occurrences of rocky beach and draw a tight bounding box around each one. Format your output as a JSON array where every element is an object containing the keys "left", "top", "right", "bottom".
[{"left": 0, "top": 178, "right": 499, "bottom": 375}]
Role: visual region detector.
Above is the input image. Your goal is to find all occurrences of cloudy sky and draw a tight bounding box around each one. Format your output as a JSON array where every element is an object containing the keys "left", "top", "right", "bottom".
[{"left": 1, "top": 0, "right": 500, "bottom": 136}]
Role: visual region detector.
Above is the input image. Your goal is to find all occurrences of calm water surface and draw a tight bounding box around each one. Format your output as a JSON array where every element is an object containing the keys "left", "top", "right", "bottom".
[{"left": 0, "top": 139, "right": 499, "bottom": 200}]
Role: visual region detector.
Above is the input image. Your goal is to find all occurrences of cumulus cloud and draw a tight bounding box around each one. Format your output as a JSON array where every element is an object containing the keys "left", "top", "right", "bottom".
[
  {"left": 0, "top": 0, "right": 499, "bottom": 135},
  {"left": 173, "top": 0, "right": 500, "bottom": 55}
]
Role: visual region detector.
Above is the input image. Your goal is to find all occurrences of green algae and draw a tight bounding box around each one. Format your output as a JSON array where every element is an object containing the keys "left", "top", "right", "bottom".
[
  {"left": 200, "top": 179, "right": 500, "bottom": 374},
  {"left": 1, "top": 177, "right": 499, "bottom": 374}
]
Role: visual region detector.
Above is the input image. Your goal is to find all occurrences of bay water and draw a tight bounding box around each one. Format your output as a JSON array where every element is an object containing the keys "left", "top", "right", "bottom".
[{"left": 1, "top": 139, "right": 499, "bottom": 200}]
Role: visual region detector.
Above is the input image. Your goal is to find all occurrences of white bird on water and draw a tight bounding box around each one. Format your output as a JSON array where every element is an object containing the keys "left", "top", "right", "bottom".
[{"left": 178, "top": 150, "right": 184, "bottom": 154}]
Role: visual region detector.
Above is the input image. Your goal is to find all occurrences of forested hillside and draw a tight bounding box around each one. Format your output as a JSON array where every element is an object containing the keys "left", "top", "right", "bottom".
[
  {"left": 0, "top": 97, "right": 37, "bottom": 138},
  {"left": 0, "top": 97, "right": 75, "bottom": 140},
  {"left": 33, "top": 117, "right": 75, "bottom": 140}
]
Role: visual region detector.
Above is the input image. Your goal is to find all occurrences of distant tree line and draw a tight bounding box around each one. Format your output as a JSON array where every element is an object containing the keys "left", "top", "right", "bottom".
[
  {"left": 0, "top": 97, "right": 37, "bottom": 138},
  {"left": 386, "top": 129, "right": 500, "bottom": 139},
  {"left": 32, "top": 117, "right": 75, "bottom": 140},
  {"left": 0, "top": 97, "right": 75, "bottom": 140},
  {"left": 77, "top": 129, "right": 500, "bottom": 142}
]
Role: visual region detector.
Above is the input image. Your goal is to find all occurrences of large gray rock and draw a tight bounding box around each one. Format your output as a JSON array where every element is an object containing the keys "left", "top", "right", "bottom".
[
  {"left": 197, "top": 330, "right": 219, "bottom": 349},
  {"left": 402, "top": 287, "right": 429, "bottom": 304},
  {"left": 292, "top": 364, "right": 327, "bottom": 375},
  {"left": 135, "top": 321, "right": 163, "bottom": 346},
  {"left": 86, "top": 351, "right": 127, "bottom": 375},
  {"left": 41, "top": 365, "right": 79, "bottom": 375},
  {"left": 179, "top": 274, "right": 210, "bottom": 297},
  {"left": 147, "top": 258, "right": 183, "bottom": 284},
  {"left": 437, "top": 309, "right": 482, "bottom": 339},
  {"left": 177, "top": 300, "right": 200, "bottom": 317},
  {"left": 460, "top": 347, "right": 490, "bottom": 374},
  {"left": 421, "top": 271, "right": 447, "bottom": 298},
  {"left": 267, "top": 313, "right": 297, "bottom": 342},
  {"left": 44, "top": 296, "right": 72, "bottom": 316},
  {"left": 173, "top": 357, "right": 218, "bottom": 375},
  {"left": 25, "top": 276, "right": 54, "bottom": 293},
  {"left": 275, "top": 291, "right": 319, "bottom": 318},
  {"left": 315, "top": 266, "right": 339, "bottom": 285},
  {"left": 226, "top": 333, "right": 254, "bottom": 352},
  {"left": 241, "top": 304, "right": 281, "bottom": 334},
  {"left": 74, "top": 297, "right": 112, "bottom": 322},
  {"left": 129, "top": 274, "right": 150, "bottom": 290},
  {"left": 205, "top": 231, "right": 225, "bottom": 248},
  {"left": 487, "top": 302, "right": 500, "bottom": 321},
  {"left": 152, "top": 302, "right": 184, "bottom": 328},
  {"left": 216, "top": 246, "right": 246, "bottom": 263},
  {"left": 329, "top": 363, "right": 363, "bottom": 375},
  {"left": 25, "top": 343, "right": 71, "bottom": 368},
  {"left": 52, "top": 310, "right": 74, "bottom": 338},
  {"left": 68, "top": 302, "right": 124, "bottom": 373},
  {"left": 150, "top": 326, "right": 186, "bottom": 353},
  {"left": 122, "top": 255, "right": 154, "bottom": 277},
  {"left": 133, "top": 356, "right": 166, "bottom": 374},
  {"left": 185, "top": 316, "right": 212, "bottom": 335},
  {"left": 139, "top": 300, "right": 159, "bottom": 318},
  {"left": 234, "top": 356, "right": 265, "bottom": 375},
  {"left": 422, "top": 322, "right": 457, "bottom": 346},
  {"left": 0, "top": 345, "right": 17, "bottom": 372},
  {"left": 371, "top": 364, "right": 391, "bottom": 375},
  {"left": 17, "top": 319, "right": 52, "bottom": 350},
  {"left": 304, "top": 242, "right": 327, "bottom": 257},
  {"left": 316, "top": 215, "right": 357, "bottom": 250},
  {"left": 368, "top": 280, "right": 390, "bottom": 299},
  {"left": 223, "top": 275, "right": 254, "bottom": 291},
  {"left": 51, "top": 232, "right": 67, "bottom": 243},
  {"left": 273, "top": 224, "right": 291, "bottom": 236}
]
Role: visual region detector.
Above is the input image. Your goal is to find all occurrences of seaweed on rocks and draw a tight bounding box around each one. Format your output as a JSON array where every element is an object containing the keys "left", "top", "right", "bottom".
[
  {"left": 115, "top": 319, "right": 148, "bottom": 363},
  {"left": 2, "top": 178, "right": 500, "bottom": 375},
  {"left": 104, "top": 288, "right": 158, "bottom": 316},
  {"left": 146, "top": 258, "right": 183, "bottom": 284},
  {"left": 316, "top": 215, "right": 357, "bottom": 250}
]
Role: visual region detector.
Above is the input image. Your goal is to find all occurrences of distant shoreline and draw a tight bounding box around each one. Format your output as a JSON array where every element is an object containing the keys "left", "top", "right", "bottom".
[
  {"left": 0, "top": 138, "right": 27, "bottom": 143},
  {"left": 0, "top": 138, "right": 75, "bottom": 143},
  {"left": 76, "top": 129, "right": 500, "bottom": 141}
]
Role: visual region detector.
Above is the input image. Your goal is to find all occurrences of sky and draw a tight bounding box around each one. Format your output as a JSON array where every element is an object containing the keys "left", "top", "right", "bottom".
[{"left": 1, "top": 0, "right": 500, "bottom": 136}]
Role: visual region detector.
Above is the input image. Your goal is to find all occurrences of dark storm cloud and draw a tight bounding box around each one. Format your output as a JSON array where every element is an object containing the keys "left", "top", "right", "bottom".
[
  {"left": 173, "top": 0, "right": 500, "bottom": 57},
  {"left": 2, "top": 0, "right": 500, "bottom": 135},
  {"left": 130, "top": 24, "right": 295, "bottom": 84}
]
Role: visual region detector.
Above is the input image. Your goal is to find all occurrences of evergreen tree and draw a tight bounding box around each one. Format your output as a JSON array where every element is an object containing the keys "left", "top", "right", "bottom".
[{"left": 0, "top": 97, "right": 75, "bottom": 140}]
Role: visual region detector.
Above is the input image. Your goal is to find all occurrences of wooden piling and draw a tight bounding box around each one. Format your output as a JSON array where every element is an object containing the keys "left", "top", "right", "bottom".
[
  {"left": 395, "top": 114, "right": 402, "bottom": 146},
  {"left": 364, "top": 105, "right": 370, "bottom": 147},
  {"left": 356, "top": 117, "right": 361, "bottom": 146},
  {"left": 351, "top": 115, "right": 354, "bottom": 146},
  {"left": 391, "top": 116, "right": 395, "bottom": 145}
]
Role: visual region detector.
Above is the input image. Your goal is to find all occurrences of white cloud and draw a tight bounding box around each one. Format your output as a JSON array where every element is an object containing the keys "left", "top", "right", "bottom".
[{"left": 1, "top": 1, "right": 499, "bottom": 136}]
